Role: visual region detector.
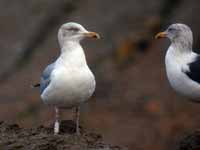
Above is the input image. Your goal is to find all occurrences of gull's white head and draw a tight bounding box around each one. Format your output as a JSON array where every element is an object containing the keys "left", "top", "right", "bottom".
[
  {"left": 156, "top": 23, "right": 193, "bottom": 49},
  {"left": 58, "top": 22, "right": 100, "bottom": 47}
]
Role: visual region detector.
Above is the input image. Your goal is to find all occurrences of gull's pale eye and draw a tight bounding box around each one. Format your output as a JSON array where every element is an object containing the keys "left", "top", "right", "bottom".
[{"left": 67, "top": 27, "right": 80, "bottom": 32}]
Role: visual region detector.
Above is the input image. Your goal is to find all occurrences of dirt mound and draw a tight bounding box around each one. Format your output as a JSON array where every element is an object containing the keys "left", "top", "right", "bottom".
[
  {"left": 0, "top": 120, "right": 125, "bottom": 150},
  {"left": 178, "top": 131, "right": 200, "bottom": 150}
]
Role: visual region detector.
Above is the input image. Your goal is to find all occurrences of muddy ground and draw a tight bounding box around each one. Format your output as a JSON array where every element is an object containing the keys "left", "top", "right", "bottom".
[
  {"left": 178, "top": 131, "right": 200, "bottom": 150},
  {"left": 0, "top": 120, "right": 125, "bottom": 150}
]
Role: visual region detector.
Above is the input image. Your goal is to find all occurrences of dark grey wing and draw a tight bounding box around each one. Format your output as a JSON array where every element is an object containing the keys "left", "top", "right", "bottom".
[
  {"left": 184, "top": 55, "right": 200, "bottom": 84},
  {"left": 40, "top": 63, "right": 55, "bottom": 94}
]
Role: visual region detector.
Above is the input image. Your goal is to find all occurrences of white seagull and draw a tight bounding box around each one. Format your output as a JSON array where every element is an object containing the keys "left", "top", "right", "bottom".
[
  {"left": 155, "top": 23, "right": 200, "bottom": 100},
  {"left": 34, "top": 22, "right": 100, "bottom": 135}
]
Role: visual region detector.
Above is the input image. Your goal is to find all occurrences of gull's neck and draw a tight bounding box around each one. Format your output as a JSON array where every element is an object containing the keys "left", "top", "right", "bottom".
[
  {"left": 166, "top": 41, "right": 195, "bottom": 66},
  {"left": 171, "top": 35, "right": 193, "bottom": 53},
  {"left": 58, "top": 41, "right": 88, "bottom": 67},
  {"left": 60, "top": 40, "right": 81, "bottom": 52},
  {"left": 170, "top": 40, "right": 193, "bottom": 57}
]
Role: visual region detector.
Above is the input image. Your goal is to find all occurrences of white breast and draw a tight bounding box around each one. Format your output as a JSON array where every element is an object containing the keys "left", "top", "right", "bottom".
[
  {"left": 165, "top": 46, "right": 200, "bottom": 98},
  {"left": 42, "top": 66, "right": 95, "bottom": 108},
  {"left": 41, "top": 44, "right": 96, "bottom": 108}
]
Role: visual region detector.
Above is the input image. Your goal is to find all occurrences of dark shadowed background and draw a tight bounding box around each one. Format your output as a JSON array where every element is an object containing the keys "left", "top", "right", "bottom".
[{"left": 0, "top": 0, "right": 200, "bottom": 149}]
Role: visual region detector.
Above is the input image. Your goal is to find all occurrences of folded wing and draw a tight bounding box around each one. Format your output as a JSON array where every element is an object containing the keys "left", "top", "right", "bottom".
[
  {"left": 184, "top": 55, "right": 200, "bottom": 84},
  {"left": 40, "top": 63, "right": 55, "bottom": 94}
]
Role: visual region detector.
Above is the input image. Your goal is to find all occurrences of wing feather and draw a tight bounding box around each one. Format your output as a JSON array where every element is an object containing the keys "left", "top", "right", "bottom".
[
  {"left": 40, "top": 63, "right": 55, "bottom": 94},
  {"left": 184, "top": 55, "right": 200, "bottom": 84}
]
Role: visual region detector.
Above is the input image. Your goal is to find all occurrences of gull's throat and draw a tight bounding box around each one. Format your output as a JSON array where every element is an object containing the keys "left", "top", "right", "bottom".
[
  {"left": 59, "top": 41, "right": 87, "bottom": 68},
  {"left": 171, "top": 40, "right": 192, "bottom": 54}
]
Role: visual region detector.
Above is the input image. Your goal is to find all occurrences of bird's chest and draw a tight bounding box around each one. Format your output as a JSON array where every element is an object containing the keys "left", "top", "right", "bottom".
[
  {"left": 54, "top": 67, "right": 95, "bottom": 91},
  {"left": 165, "top": 56, "right": 186, "bottom": 88},
  {"left": 165, "top": 52, "right": 200, "bottom": 98},
  {"left": 49, "top": 67, "right": 95, "bottom": 105}
]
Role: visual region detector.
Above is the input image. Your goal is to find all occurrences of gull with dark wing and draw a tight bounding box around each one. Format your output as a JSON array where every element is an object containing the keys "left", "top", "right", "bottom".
[{"left": 156, "top": 23, "right": 200, "bottom": 99}]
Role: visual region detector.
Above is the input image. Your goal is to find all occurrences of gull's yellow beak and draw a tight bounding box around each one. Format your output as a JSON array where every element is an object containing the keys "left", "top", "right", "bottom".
[
  {"left": 155, "top": 32, "right": 167, "bottom": 39},
  {"left": 84, "top": 32, "right": 100, "bottom": 39}
]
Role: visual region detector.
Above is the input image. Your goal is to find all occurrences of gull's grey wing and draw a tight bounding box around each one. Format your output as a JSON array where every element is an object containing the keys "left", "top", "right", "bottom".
[
  {"left": 40, "top": 63, "right": 55, "bottom": 94},
  {"left": 184, "top": 55, "right": 200, "bottom": 84}
]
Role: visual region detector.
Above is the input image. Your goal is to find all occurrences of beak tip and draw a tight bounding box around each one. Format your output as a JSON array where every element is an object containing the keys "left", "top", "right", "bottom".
[
  {"left": 93, "top": 33, "right": 101, "bottom": 39},
  {"left": 155, "top": 32, "right": 167, "bottom": 39},
  {"left": 155, "top": 35, "right": 160, "bottom": 39},
  {"left": 85, "top": 32, "right": 100, "bottom": 39}
]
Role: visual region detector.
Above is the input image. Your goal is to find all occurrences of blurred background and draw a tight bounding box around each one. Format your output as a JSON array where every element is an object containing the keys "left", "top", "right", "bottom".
[{"left": 0, "top": 0, "right": 200, "bottom": 149}]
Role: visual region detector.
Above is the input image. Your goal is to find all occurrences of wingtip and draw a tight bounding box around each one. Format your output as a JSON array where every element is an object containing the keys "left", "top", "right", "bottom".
[{"left": 31, "top": 83, "right": 40, "bottom": 88}]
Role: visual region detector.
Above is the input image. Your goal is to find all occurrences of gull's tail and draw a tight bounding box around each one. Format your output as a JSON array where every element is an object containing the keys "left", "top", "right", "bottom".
[{"left": 31, "top": 83, "right": 40, "bottom": 88}]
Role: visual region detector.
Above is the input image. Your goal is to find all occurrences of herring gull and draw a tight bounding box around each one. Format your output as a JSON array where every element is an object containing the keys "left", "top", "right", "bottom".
[{"left": 34, "top": 22, "right": 100, "bottom": 135}]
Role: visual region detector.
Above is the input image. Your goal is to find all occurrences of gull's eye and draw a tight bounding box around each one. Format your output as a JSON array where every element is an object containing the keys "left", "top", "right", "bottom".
[
  {"left": 67, "top": 27, "right": 80, "bottom": 32},
  {"left": 168, "top": 28, "right": 176, "bottom": 32}
]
